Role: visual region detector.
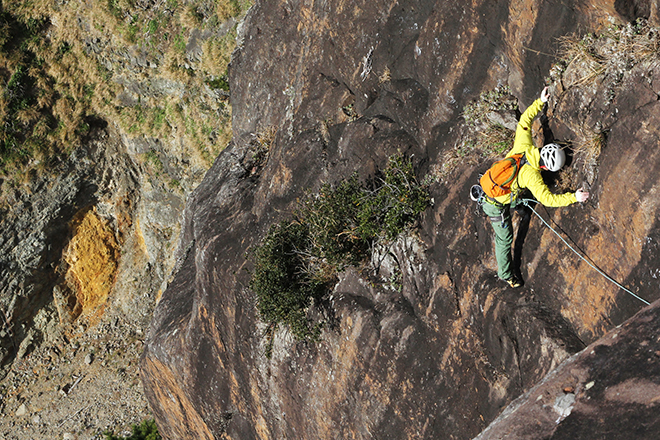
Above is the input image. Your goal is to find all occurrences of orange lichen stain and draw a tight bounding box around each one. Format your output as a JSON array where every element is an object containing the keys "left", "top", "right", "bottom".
[
  {"left": 253, "top": 415, "right": 271, "bottom": 440},
  {"left": 437, "top": 267, "right": 493, "bottom": 374},
  {"left": 269, "top": 163, "right": 292, "bottom": 197},
  {"left": 425, "top": 272, "right": 453, "bottom": 325},
  {"left": 361, "top": 372, "right": 392, "bottom": 408},
  {"left": 551, "top": 149, "right": 660, "bottom": 338},
  {"left": 483, "top": 290, "right": 498, "bottom": 316},
  {"left": 134, "top": 218, "right": 149, "bottom": 260},
  {"left": 247, "top": 373, "right": 272, "bottom": 440},
  {"left": 335, "top": 0, "right": 351, "bottom": 14},
  {"left": 142, "top": 356, "right": 214, "bottom": 440},
  {"left": 63, "top": 207, "right": 120, "bottom": 319},
  {"left": 441, "top": 311, "right": 477, "bottom": 370},
  {"left": 199, "top": 310, "right": 228, "bottom": 371},
  {"left": 502, "top": 0, "right": 539, "bottom": 70},
  {"left": 228, "top": 370, "right": 247, "bottom": 413},
  {"left": 294, "top": 2, "right": 330, "bottom": 37},
  {"left": 306, "top": 312, "right": 374, "bottom": 433}
]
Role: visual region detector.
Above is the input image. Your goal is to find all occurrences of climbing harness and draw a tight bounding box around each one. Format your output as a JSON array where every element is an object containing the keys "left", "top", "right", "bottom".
[
  {"left": 520, "top": 198, "right": 651, "bottom": 306},
  {"left": 488, "top": 212, "right": 510, "bottom": 229},
  {"left": 471, "top": 184, "right": 509, "bottom": 229}
]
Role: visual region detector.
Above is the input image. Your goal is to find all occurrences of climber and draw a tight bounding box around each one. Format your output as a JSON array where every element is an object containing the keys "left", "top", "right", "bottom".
[{"left": 481, "top": 87, "right": 589, "bottom": 288}]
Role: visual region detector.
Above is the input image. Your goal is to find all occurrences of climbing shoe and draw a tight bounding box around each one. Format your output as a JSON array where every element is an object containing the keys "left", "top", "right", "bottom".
[{"left": 505, "top": 277, "right": 523, "bottom": 288}]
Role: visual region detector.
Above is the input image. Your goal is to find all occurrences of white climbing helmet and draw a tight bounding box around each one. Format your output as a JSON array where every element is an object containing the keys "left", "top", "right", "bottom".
[{"left": 540, "top": 143, "right": 566, "bottom": 172}]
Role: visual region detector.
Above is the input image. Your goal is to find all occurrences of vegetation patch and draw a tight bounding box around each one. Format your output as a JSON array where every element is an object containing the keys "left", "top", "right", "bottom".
[
  {"left": 435, "top": 86, "right": 517, "bottom": 182},
  {"left": 0, "top": 10, "right": 91, "bottom": 175},
  {"left": 0, "top": 0, "right": 252, "bottom": 182},
  {"left": 248, "top": 154, "right": 430, "bottom": 354},
  {"left": 547, "top": 19, "right": 660, "bottom": 190},
  {"left": 553, "top": 19, "right": 660, "bottom": 92},
  {"left": 461, "top": 86, "right": 518, "bottom": 130},
  {"left": 104, "top": 418, "right": 161, "bottom": 440}
]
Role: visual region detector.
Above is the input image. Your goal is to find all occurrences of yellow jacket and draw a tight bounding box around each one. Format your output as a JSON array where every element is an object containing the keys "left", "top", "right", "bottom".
[{"left": 492, "top": 98, "right": 577, "bottom": 207}]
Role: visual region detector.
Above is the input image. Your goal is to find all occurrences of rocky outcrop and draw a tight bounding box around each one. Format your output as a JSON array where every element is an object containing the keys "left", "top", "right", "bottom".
[
  {"left": 142, "top": 1, "right": 660, "bottom": 439},
  {"left": 476, "top": 300, "right": 660, "bottom": 440},
  {"left": 0, "top": 125, "right": 179, "bottom": 436},
  {"left": 0, "top": 124, "right": 183, "bottom": 359}
]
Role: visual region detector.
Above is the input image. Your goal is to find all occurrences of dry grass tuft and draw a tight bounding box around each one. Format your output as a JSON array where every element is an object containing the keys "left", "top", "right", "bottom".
[
  {"left": 257, "top": 126, "right": 277, "bottom": 149},
  {"left": 573, "top": 129, "right": 605, "bottom": 186},
  {"left": 551, "top": 128, "right": 605, "bottom": 192},
  {"left": 557, "top": 33, "right": 606, "bottom": 85},
  {"left": 437, "top": 124, "right": 514, "bottom": 183},
  {"left": 379, "top": 67, "right": 391, "bottom": 84},
  {"left": 546, "top": 22, "right": 658, "bottom": 190},
  {"left": 556, "top": 20, "right": 660, "bottom": 89}
]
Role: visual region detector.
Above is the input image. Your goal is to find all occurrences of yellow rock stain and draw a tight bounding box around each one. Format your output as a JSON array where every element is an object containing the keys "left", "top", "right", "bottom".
[{"left": 63, "top": 207, "right": 120, "bottom": 319}]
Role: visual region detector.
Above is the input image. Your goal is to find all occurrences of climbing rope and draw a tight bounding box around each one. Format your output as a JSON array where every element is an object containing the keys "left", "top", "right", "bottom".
[{"left": 520, "top": 198, "right": 651, "bottom": 306}]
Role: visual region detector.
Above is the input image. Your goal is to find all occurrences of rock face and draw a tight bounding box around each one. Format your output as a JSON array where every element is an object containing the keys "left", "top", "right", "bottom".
[
  {"left": 475, "top": 300, "right": 660, "bottom": 440},
  {"left": 0, "top": 126, "right": 181, "bottom": 364},
  {"left": 0, "top": 126, "right": 177, "bottom": 437},
  {"left": 142, "top": 1, "right": 660, "bottom": 439}
]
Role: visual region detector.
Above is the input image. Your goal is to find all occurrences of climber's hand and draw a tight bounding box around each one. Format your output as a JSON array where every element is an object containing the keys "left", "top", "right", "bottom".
[
  {"left": 576, "top": 189, "right": 590, "bottom": 203},
  {"left": 541, "top": 86, "right": 550, "bottom": 103}
]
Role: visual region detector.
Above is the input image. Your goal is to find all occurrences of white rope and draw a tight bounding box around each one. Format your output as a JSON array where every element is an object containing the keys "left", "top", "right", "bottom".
[{"left": 521, "top": 199, "right": 651, "bottom": 306}]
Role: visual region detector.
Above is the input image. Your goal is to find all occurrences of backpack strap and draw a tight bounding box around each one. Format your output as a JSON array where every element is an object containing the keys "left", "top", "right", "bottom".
[{"left": 510, "top": 152, "right": 527, "bottom": 205}]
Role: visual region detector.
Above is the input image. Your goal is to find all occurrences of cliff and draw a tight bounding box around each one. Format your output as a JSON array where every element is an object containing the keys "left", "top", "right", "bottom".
[
  {"left": 141, "top": 1, "right": 660, "bottom": 439},
  {"left": 0, "top": 0, "right": 250, "bottom": 437}
]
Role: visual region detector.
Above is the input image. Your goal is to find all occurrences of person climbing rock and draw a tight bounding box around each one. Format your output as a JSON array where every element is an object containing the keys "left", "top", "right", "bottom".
[{"left": 480, "top": 87, "right": 589, "bottom": 288}]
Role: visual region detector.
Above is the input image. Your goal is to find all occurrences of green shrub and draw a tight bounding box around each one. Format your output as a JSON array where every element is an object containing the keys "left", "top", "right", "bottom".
[
  {"left": 249, "top": 221, "right": 325, "bottom": 342},
  {"left": 249, "top": 154, "right": 430, "bottom": 349},
  {"left": 299, "top": 174, "right": 368, "bottom": 267},
  {"left": 104, "top": 418, "right": 161, "bottom": 440},
  {"left": 206, "top": 75, "right": 230, "bottom": 91},
  {"left": 362, "top": 154, "right": 432, "bottom": 240}
]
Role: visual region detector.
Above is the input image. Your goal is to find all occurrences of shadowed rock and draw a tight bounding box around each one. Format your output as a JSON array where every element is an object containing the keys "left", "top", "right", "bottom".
[{"left": 475, "top": 299, "right": 660, "bottom": 440}]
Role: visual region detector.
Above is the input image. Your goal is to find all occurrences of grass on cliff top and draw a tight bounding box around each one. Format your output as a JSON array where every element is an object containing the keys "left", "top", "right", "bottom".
[
  {"left": 0, "top": 10, "right": 89, "bottom": 176},
  {"left": 249, "top": 154, "right": 430, "bottom": 355},
  {"left": 0, "top": 0, "right": 251, "bottom": 178}
]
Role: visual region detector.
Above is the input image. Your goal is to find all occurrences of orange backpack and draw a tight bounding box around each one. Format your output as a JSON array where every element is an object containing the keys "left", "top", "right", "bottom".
[{"left": 480, "top": 153, "right": 526, "bottom": 198}]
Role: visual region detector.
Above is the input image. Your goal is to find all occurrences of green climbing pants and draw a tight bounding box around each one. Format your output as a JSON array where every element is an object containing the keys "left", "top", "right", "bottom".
[{"left": 482, "top": 200, "right": 514, "bottom": 280}]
